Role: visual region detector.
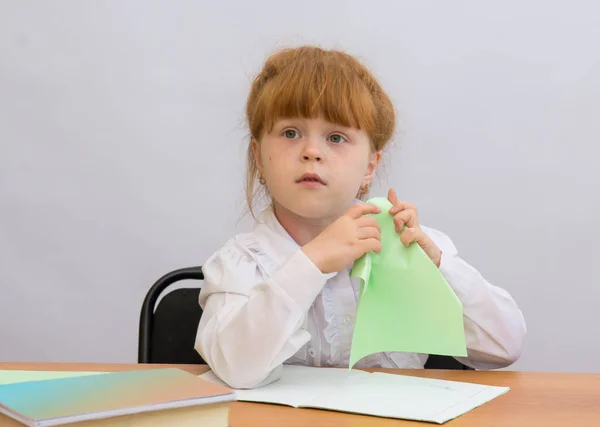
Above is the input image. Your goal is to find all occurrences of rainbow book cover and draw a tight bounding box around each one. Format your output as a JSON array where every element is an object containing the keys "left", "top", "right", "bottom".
[{"left": 0, "top": 368, "right": 234, "bottom": 427}]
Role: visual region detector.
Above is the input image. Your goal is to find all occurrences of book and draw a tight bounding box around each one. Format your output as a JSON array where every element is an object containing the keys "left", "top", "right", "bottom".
[
  {"left": 0, "top": 371, "right": 107, "bottom": 386},
  {"left": 200, "top": 365, "right": 509, "bottom": 424},
  {"left": 0, "top": 368, "right": 234, "bottom": 427}
]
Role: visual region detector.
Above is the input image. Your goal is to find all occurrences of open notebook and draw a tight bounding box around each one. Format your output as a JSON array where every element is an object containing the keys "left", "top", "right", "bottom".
[{"left": 200, "top": 365, "right": 509, "bottom": 424}]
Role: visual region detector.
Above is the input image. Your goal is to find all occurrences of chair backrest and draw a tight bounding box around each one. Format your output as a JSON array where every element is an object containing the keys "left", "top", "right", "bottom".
[
  {"left": 424, "top": 354, "right": 471, "bottom": 370},
  {"left": 138, "top": 266, "right": 471, "bottom": 369},
  {"left": 138, "top": 267, "right": 206, "bottom": 364}
]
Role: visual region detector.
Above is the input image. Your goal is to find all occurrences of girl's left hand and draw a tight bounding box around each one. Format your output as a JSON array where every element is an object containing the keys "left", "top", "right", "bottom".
[{"left": 387, "top": 188, "right": 442, "bottom": 267}]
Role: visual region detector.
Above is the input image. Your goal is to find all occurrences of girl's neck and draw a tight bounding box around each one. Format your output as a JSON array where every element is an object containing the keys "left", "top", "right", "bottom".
[{"left": 272, "top": 202, "right": 338, "bottom": 247}]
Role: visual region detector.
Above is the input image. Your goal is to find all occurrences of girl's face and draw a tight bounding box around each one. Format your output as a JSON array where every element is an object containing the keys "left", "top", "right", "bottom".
[{"left": 253, "top": 116, "right": 381, "bottom": 222}]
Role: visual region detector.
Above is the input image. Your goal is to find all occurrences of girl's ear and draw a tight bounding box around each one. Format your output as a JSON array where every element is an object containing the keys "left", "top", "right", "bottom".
[
  {"left": 362, "top": 150, "right": 382, "bottom": 186},
  {"left": 252, "top": 138, "right": 263, "bottom": 174}
]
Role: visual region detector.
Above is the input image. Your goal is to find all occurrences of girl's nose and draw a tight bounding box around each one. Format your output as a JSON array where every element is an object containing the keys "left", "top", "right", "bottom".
[{"left": 301, "top": 138, "right": 324, "bottom": 162}]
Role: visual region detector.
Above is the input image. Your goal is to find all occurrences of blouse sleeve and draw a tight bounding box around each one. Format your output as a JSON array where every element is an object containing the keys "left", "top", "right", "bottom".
[
  {"left": 194, "top": 237, "right": 332, "bottom": 388},
  {"left": 422, "top": 226, "right": 527, "bottom": 369}
]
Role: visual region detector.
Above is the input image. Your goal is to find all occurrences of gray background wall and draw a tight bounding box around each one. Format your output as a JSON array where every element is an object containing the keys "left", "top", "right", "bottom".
[{"left": 1, "top": 0, "right": 598, "bottom": 372}]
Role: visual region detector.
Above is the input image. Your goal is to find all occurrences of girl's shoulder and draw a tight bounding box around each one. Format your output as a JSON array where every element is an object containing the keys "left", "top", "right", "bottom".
[
  {"left": 203, "top": 231, "right": 269, "bottom": 275},
  {"left": 200, "top": 229, "right": 281, "bottom": 296},
  {"left": 198, "top": 233, "right": 261, "bottom": 302}
]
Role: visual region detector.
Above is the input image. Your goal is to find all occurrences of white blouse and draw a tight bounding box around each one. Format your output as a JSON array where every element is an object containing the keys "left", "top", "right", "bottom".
[{"left": 194, "top": 207, "right": 527, "bottom": 389}]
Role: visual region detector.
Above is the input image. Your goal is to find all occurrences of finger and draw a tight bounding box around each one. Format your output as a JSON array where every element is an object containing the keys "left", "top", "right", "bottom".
[
  {"left": 387, "top": 188, "right": 398, "bottom": 206},
  {"left": 357, "top": 226, "right": 381, "bottom": 241},
  {"left": 388, "top": 188, "right": 402, "bottom": 215},
  {"left": 393, "top": 208, "right": 419, "bottom": 232},
  {"left": 389, "top": 199, "right": 418, "bottom": 215},
  {"left": 357, "top": 216, "right": 381, "bottom": 232},
  {"left": 400, "top": 227, "right": 425, "bottom": 247},
  {"left": 362, "top": 238, "right": 382, "bottom": 254},
  {"left": 347, "top": 203, "right": 381, "bottom": 219}
]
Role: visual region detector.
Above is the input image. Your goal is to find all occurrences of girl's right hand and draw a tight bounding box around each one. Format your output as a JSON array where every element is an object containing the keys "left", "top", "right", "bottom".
[{"left": 301, "top": 204, "right": 382, "bottom": 274}]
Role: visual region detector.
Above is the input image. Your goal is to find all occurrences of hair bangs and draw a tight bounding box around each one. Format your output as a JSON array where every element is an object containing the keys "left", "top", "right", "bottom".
[{"left": 254, "top": 55, "right": 377, "bottom": 138}]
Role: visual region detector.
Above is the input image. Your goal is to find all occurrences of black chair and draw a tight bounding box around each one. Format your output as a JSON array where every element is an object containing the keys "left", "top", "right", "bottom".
[
  {"left": 138, "top": 266, "right": 206, "bottom": 364},
  {"left": 424, "top": 354, "right": 472, "bottom": 370},
  {"left": 138, "top": 266, "right": 472, "bottom": 369}
]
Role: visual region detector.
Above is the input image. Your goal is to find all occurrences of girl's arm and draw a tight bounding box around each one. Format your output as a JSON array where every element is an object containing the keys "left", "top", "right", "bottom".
[
  {"left": 194, "top": 239, "right": 330, "bottom": 389},
  {"left": 422, "top": 226, "right": 527, "bottom": 369}
]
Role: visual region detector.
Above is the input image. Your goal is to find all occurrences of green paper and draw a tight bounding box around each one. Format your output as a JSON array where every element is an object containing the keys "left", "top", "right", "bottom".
[
  {"left": 349, "top": 197, "right": 467, "bottom": 368},
  {"left": 0, "top": 370, "right": 106, "bottom": 385}
]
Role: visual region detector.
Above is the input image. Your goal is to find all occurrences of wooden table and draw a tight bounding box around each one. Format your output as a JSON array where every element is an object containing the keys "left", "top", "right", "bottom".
[{"left": 1, "top": 362, "right": 599, "bottom": 426}]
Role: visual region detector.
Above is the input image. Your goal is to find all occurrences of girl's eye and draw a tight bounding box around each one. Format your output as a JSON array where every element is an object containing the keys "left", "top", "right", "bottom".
[
  {"left": 328, "top": 133, "right": 347, "bottom": 144},
  {"left": 283, "top": 129, "right": 300, "bottom": 139}
]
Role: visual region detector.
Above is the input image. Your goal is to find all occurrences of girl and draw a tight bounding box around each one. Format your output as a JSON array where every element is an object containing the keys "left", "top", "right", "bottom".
[{"left": 194, "top": 46, "right": 526, "bottom": 389}]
